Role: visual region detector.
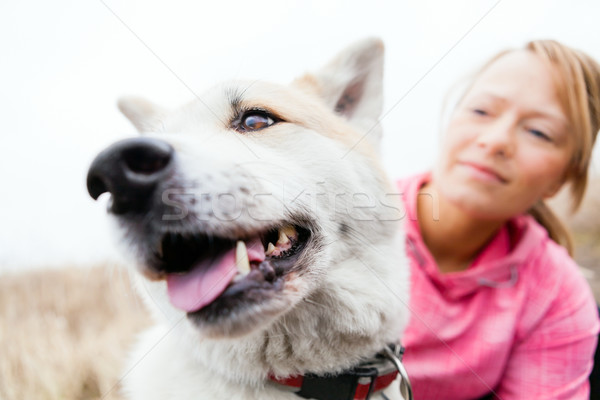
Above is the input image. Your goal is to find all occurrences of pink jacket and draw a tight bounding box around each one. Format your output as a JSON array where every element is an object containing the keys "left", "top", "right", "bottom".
[{"left": 398, "top": 173, "right": 599, "bottom": 400}]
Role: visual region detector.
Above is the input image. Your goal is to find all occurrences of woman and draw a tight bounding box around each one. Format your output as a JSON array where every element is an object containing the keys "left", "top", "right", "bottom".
[{"left": 399, "top": 40, "right": 600, "bottom": 399}]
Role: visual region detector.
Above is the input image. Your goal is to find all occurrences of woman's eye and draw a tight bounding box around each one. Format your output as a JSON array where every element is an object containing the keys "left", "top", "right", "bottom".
[
  {"left": 237, "top": 111, "right": 276, "bottom": 132},
  {"left": 473, "top": 108, "right": 488, "bottom": 116},
  {"left": 528, "top": 128, "right": 552, "bottom": 142}
]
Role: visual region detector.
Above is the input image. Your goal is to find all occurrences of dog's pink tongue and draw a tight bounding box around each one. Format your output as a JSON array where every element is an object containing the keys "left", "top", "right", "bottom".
[{"left": 166, "top": 248, "right": 237, "bottom": 313}]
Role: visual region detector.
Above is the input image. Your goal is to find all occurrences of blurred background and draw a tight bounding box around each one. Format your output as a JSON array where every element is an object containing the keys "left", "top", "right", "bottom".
[
  {"left": 0, "top": 0, "right": 599, "bottom": 271},
  {"left": 2, "top": 2, "right": 600, "bottom": 399}
]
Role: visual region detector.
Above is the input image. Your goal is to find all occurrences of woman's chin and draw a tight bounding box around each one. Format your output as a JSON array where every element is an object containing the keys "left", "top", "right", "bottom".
[{"left": 439, "top": 183, "right": 514, "bottom": 221}]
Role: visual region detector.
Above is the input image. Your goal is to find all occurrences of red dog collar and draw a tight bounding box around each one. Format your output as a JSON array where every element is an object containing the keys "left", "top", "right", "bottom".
[{"left": 268, "top": 344, "right": 410, "bottom": 400}]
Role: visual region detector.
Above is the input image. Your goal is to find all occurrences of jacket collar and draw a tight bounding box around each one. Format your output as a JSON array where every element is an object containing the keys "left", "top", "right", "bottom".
[{"left": 401, "top": 172, "right": 548, "bottom": 300}]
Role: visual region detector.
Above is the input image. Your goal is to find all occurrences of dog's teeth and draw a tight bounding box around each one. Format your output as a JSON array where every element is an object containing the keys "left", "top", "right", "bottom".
[
  {"left": 282, "top": 225, "right": 297, "bottom": 239},
  {"left": 277, "top": 231, "right": 290, "bottom": 246},
  {"left": 236, "top": 241, "right": 251, "bottom": 275},
  {"left": 277, "top": 226, "right": 297, "bottom": 246},
  {"left": 266, "top": 242, "right": 276, "bottom": 256},
  {"left": 277, "top": 229, "right": 292, "bottom": 246}
]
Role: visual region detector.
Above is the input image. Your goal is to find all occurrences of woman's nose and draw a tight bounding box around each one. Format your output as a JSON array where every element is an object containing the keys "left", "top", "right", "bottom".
[{"left": 475, "top": 116, "right": 516, "bottom": 158}]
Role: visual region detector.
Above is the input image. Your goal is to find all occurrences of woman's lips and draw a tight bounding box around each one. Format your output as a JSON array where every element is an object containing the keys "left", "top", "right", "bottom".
[{"left": 458, "top": 161, "right": 508, "bottom": 184}]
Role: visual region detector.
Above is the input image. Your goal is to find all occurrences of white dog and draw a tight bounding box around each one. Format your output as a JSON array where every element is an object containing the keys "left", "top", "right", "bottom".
[{"left": 87, "top": 38, "right": 410, "bottom": 400}]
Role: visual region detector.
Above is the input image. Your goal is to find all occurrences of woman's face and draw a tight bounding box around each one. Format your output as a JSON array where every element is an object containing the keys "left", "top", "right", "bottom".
[{"left": 433, "top": 50, "right": 573, "bottom": 220}]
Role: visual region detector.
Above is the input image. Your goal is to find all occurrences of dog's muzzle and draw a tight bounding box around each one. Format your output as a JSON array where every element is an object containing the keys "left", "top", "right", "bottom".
[
  {"left": 85, "top": 137, "right": 316, "bottom": 329},
  {"left": 86, "top": 137, "right": 174, "bottom": 214}
]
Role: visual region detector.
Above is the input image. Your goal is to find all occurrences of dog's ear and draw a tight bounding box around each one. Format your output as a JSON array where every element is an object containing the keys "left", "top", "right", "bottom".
[
  {"left": 117, "top": 96, "right": 166, "bottom": 133},
  {"left": 296, "top": 38, "right": 385, "bottom": 147}
]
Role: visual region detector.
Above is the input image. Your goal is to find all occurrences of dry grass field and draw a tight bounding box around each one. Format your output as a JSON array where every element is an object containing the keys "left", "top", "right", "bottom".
[
  {"left": 0, "top": 179, "right": 597, "bottom": 400},
  {"left": 551, "top": 177, "right": 600, "bottom": 300},
  {"left": 0, "top": 266, "right": 150, "bottom": 400}
]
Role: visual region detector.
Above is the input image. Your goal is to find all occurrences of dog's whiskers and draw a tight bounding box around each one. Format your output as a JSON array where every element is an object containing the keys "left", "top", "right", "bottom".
[{"left": 302, "top": 297, "right": 327, "bottom": 310}]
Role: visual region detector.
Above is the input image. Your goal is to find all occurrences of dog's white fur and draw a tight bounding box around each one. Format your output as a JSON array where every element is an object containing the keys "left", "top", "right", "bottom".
[{"left": 112, "top": 38, "right": 409, "bottom": 399}]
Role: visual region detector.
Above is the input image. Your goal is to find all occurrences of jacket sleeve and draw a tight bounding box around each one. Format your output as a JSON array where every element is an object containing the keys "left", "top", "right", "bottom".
[{"left": 492, "top": 252, "right": 599, "bottom": 400}]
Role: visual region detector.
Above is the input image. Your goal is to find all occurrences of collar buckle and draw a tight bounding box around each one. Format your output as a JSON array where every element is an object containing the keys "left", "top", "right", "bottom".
[{"left": 382, "top": 344, "right": 413, "bottom": 400}]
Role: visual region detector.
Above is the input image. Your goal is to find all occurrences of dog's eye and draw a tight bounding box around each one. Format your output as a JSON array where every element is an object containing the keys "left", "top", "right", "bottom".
[{"left": 234, "top": 111, "right": 278, "bottom": 132}]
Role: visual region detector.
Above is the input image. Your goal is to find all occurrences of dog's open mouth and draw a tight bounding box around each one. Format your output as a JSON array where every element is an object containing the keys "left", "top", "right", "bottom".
[{"left": 150, "top": 225, "right": 310, "bottom": 314}]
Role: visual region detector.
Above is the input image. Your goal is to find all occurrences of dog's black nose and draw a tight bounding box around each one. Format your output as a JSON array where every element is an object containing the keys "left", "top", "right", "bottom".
[{"left": 86, "top": 137, "right": 174, "bottom": 214}]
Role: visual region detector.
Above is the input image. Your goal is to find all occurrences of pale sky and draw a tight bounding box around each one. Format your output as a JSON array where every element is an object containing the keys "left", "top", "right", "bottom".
[{"left": 1, "top": 0, "right": 599, "bottom": 271}]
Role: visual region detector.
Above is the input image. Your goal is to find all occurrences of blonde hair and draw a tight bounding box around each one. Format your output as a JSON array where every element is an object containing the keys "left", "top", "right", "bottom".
[{"left": 525, "top": 40, "right": 600, "bottom": 255}]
